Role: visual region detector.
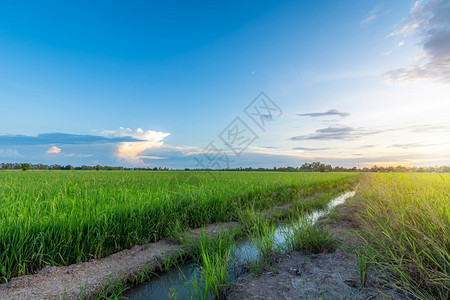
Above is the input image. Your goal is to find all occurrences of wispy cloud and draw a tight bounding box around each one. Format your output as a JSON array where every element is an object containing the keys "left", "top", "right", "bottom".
[
  {"left": 0, "top": 148, "right": 23, "bottom": 158},
  {"left": 361, "top": 5, "right": 381, "bottom": 24},
  {"left": 390, "top": 142, "right": 436, "bottom": 149},
  {"left": 46, "top": 146, "right": 61, "bottom": 154},
  {"left": 385, "top": 0, "right": 450, "bottom": 84},
  {"left": 291, "top": 122, "right": 450, "bottom": 142},
  {"left": 101, "top": 127, "right": 170, "bottom": 166},
  {"left": 291, "top": 125, "right": 357, "bottom": 141},
  {"left": 290, "top": 125, "right": 396, "bottom": 141},
  {"left": 386, "top": 23, "right": 420, "bottom": 38},
  {"left": 361, "top": 14, "right": 376, "bottom": 24},
  {"left": 408, "top": 123, "right": 450, "bottom": 133},
  {"left": 292, "top": 147, "right": 331, "bottom": 151},
  {"left": 297, "top": 109, "right": 350, "bottom": 118}
]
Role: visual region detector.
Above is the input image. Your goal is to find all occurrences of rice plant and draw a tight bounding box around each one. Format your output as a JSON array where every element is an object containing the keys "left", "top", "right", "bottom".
[{"left": 353, "top": 173, "right": 450, "bottom": 299}]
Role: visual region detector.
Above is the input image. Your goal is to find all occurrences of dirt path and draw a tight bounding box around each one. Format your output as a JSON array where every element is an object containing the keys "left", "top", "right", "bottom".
[
  {"left": 0, "top": 222, "right": 239, "bottom": 300},
  {"left": 227, "top": 249, "right": 409, "bottom": 299},
  {"left": 227, "top": 202, "right": 412, "bottom": 300}
]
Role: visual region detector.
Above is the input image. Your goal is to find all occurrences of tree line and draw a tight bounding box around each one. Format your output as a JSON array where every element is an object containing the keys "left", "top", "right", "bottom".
[
  {"left": 1, "top": 161, "right": 449, "bottom": 173},
  {"left": 190, "top": 162, "right": 450, "bottom": 173},
  {"left": 0, "top": 163, "right": 168, "bottom": 171}
]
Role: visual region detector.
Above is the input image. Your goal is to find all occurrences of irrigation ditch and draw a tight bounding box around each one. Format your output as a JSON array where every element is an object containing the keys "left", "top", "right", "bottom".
[{"left": 124, "top": 191, "right": 356, "bottom": 300}]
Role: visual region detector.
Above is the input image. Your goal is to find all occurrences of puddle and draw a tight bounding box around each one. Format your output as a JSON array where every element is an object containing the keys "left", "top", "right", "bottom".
[{"left": 123, "top": 191, "right": 356, "bottom": 299}]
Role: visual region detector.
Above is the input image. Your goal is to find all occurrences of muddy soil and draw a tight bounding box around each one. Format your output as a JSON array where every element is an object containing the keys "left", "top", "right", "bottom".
[
  {"left": 227, "top": 203, "right": 412, "bottom": 300},
  {"left": 227, "top": 249, "right": 411, "bottom": 300},
  {"left": 0, "top": 222, "right": 239, "bottom": 300}
]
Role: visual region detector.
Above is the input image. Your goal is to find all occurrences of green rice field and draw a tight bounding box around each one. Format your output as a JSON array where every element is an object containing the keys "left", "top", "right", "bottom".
[{"left": 0, "top": 171, "right": 357, "bottom": 282}]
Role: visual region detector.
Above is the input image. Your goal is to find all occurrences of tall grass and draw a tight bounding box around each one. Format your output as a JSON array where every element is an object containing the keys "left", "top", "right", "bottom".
[
  {"left": 188, "top": 230, "right": 237, "bottom": 299},
  {"left": 247, "top": 220, "right": 278, "bottom": 276},
  {"left": 0, "top": 170, "right": 357, "bottom": 282},
  {"left": 284, "top": 216, "right": 337, "bottom": 254},
  {"left": 354, "top": 173, "right": 450, "bottom": 299}
]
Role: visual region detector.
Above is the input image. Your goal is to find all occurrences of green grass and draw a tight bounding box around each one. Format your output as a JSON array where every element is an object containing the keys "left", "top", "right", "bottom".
[
  {"left": 197, "top": 240, "right": 232, "bottom": 299},
  {"left": 356, "top": 250, "right": 372, "bottom": 288},
  {"left": 248, "top": 220, "right": 278, "bottom": 276},
  {"left": 353, "top": 173, "right": 450, "bottom": 299},
  {"left": 93, "top": 275, "right": 128, "bottom": 300},
  {"left": 284, "top": 216, "right": 338, "bottom": 254},
  {"left": 188, "top": 230, "right": 238, "bottom": 300},
  {"left": 252, "top": 221, "right": 277, "bottom": 259},
  {"left": 0, "top": 170, "right": 357, "bottom": 282}
]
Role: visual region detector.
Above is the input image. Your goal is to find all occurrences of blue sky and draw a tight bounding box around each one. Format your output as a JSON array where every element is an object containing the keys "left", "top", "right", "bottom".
[{"left": 1, "top": 0, "right": 449, "bottom": 168}]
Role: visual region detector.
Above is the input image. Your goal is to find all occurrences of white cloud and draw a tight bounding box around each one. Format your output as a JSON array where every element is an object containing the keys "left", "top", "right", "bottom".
[
  {"left": 385, "top": 0, "right": 450, "bottom": 84},
  {"left": 46, "top": 146, "right": 61, "bottom": 154},
  {"left": 0, "top": 148, "right": 23, "bottom": 158},
  {"left": 101, "top": 127, "right": 170, "bottom": 166}
]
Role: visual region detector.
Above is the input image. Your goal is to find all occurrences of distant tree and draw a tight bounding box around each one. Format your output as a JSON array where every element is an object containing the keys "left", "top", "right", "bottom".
[
  {"left": 441, "top": 166, "right": 450, "bottom": 172},
  {"left": 318, "top": 164, "right": 325, "bottom": 172},
  {"left": 21, "top": 163, "right": 30, "bottom": 171}
]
